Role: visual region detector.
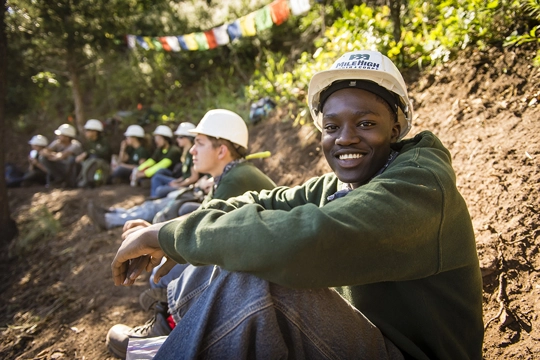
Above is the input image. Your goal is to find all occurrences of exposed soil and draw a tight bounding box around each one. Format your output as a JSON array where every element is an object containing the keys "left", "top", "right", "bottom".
[{"left": 1, "top": 46, "right": 539, "bottom": 359}]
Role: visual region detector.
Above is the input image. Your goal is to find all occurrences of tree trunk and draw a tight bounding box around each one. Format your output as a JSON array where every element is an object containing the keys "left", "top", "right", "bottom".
[
  {"left": 0, "top": 0, "right": 18, "bottom": 242},
  {"left": 64, "top": 1, "right": 85, "bottom": 135},
  {"left": 389, "top": 0, "right": 402, "bottom": 43},
  {"left": 68, "top": 58, "right": 85, "bottom": 135}
]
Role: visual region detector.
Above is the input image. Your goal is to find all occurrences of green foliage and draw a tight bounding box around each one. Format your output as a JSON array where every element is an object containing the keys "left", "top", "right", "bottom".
[
  {"left": 10, "top": 207, "right": 61, "bottom": 257},
  {"left": 504, "top": 0, "right": 540, "bottom": 65},
  {"left": 246, "top": 0, "right": 538, "bottom": 126}
]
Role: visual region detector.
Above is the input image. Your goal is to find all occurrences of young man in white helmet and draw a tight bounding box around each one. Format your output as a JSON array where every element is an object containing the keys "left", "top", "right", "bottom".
[
  {"left": 7, "top": 135, "right": 49, "bottom": 187},
  {"left": 40, "top": 123, "right": 83, "bottom": 187},
  {"left": 149, "top": 122, "right": 200, "bottom": 199},
  {"left": 103, "top": 109, "right": 277, "bottom": 359},
  {"left": 109, "top": 125, "right": 150, "bottom": 184},
  {"left": 110, "top": 51, "right": 483, "bottom": 360},
  {"left": 76, "top": 119, "right": 112, "bottom": 187},
  {"left": 89, "top": 110, "right": 275, "bottom": 231}
]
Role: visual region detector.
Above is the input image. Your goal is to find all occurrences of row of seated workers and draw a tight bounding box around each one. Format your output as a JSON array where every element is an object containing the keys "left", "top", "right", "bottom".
[{"left": 6, "top": 119, "right": 200, "bottom": 192}]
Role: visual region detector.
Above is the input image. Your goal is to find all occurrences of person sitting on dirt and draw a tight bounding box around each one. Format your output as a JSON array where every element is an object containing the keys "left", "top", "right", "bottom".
[
  {"left": 109, "top": 125, "right": 150, "bottom": 184},
  {"left": 7, "top": 135, "right": 49, "bottom": 188},
  {"left": 109, "top": 50, "right": 484, "bottom": 360},
  {"left": 75, "top": 119, "right": 112, "bottom": 188},
  {"left": 129, "top": 125, "right": 181, "bottom": 187},
  {"left": 40, "top": 123, "right": 83, "bottom": 188},
  {"left": 88, "top": 109, "right": 276, "bottom": 233},
  {"left": 105, "top": 109, "right": 276, "bottom": 358},
  {"left": 149, "top": 122, "right": 200, "bottom": 199}
]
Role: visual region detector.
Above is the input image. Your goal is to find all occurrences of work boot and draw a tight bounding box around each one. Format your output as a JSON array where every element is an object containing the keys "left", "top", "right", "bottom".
[
  {"left": 87, "top": 201, "right": 108, "bottom": 230},
  {"left": 139, "top": 288, "right": 168, "bottom": 312},
  {"left": 106, "top": 302, "right": 171, "bottom": 359}
]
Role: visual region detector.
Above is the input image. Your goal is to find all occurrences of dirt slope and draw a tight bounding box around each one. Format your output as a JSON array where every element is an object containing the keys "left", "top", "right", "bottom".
[{"left": 1, "top": 46, "right": 539, "bottom": 359}]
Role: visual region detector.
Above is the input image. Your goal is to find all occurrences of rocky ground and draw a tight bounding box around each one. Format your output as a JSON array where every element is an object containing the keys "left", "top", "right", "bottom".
[{"left": 1, "top": 46, "right": 539, "bottom": 359}]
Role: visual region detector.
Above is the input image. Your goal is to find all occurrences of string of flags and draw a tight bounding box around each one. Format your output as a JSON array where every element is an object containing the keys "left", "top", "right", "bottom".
[{"left": 126, "top": 0, "right": 312, "bottom": 52}]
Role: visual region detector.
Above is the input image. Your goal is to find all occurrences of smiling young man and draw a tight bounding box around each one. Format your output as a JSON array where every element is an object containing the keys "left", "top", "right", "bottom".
[{"left": 110, "top": 51, "right": 484, "bottom": 359}]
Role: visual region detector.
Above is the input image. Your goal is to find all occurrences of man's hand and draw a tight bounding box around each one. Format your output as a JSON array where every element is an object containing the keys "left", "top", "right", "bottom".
[
  {"left": 123, "top": 219, "right": 151, "bottom": 233},
  {"left": 111, "top": 222, "right": 165, "bottom": 286}
]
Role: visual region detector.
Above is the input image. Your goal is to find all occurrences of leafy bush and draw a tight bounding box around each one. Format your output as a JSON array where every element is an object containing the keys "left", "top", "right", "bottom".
[{"left": 246, "top": 0, "right": 536, "bottom": 126}]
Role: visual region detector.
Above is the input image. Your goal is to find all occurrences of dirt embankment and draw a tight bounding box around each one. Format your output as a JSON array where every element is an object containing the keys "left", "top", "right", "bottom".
[{"left": 1, "top": 46, "right": 539, "bottom": 359}]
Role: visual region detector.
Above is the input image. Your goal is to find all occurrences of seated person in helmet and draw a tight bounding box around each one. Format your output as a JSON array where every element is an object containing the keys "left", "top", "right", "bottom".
[
  {"left": 40, "top": 124, "right": 83, "bottom": 187},
  {"left": 76, "top": 119, "right": 113, "bottom": 187},
  {"left": 109, "top": 125, "right": 150, "bottom": 184},
  {"left": 130, "top": 125, "right": 182, "bottom": 185},
  {"left": 88, "top": 109, "right": 275, "bottom": 233},
  {"left": 7, "top": 135, "right": 49, "bottom": 188},
  {"left": 149, "top": 122, "right": 200, "bottom": 199},
  {"left": 109, "top": 51, "right": 484, "bottom": 360}
]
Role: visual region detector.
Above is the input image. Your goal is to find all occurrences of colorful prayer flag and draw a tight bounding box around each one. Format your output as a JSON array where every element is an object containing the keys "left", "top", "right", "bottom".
[
  {"left": 255, "top": 6, "right": 273, "bottom": 32},
  {"left": 239, "top": 12, "right": 257, "bottom": 37},
  {"left": 194, "top": 32, "right": 210, "bottom": 51},
  {"left": 165, "top": 36, "right": 181, "bottom": 52},
  {"left": 183, "top": 33, "right": 199, "bottom": 51},
  {"left": 151, "top": 37, "right": 163, "bottom": 50},
  {"left": 177, "top": 36, "right": 188, "bottom": 51},
  {"left": 127, "top": 35, "right": 136, "bottom": 49},
  {"left": 143, "top": 36, "right": 155, "bottom": 49},
  {"left": 204, "top": 30, "right": 218, "bottom": 49},
  {"left": 290, "top": 0, "right": 312, "bottom": 15},
  {"left": 227, "top": 20, "right": 243, "bottom": 41},
  {"left": 159, "top": 37, "right": 172, "bottom": 51},
  {"left": 270, "top": 0, "right": 290, "bottom": 25},
  {"left": 212, "top": 24, "right": 230, "bottom": 46},
  {"left": 136, "top": 36, "right": 149, "bottom": 50}
]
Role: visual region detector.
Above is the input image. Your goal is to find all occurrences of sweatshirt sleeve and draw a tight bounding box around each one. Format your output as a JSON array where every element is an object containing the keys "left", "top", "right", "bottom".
[{"left": 159, "top": 148, "right": 465, "bottom": 289}]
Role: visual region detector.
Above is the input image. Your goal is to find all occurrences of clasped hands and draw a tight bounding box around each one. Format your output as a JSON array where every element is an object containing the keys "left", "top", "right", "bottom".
[{"left": 111, "top": 219, "right": 178, "bottom": 286}]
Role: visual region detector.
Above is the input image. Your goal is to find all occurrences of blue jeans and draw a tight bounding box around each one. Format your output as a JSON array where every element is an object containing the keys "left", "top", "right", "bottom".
[
  {"left": 150, "top": 170, "right": 176, "bottom": 198},
  {"left": 155, "top": 266, "right": 404, "bottom": 359},
  {"left": 104, "top": 199, "right": 168, "bottom": 229}
]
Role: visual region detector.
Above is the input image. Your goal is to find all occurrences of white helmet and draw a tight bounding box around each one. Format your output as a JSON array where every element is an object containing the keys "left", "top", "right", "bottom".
[
  {"left": 153, "top": 125, "right": 173, "bottom": 138},
  {"left": 84, "top": 119, "right": 104, "bottom": 132},
  {"left": 54, "top": 124, "right": 77, "bottom": 138},
  {"left": 174, "top": 122, "right": 196, "bottom": 137},
  {"left": 190, "top": 109, "right": 248, "bottom": 149},
  {"left": 124, "top": 124, "right": 145, "bottom": 138},
  {"left": 308, "top": 50, "right": 413, "bottom": 140},
  {"left": 28, "top": 135, "right": 49, "bottom": 147}
]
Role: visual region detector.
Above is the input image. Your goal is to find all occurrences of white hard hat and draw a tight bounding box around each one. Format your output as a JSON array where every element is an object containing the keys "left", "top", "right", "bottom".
[
  {"left": 124, "top": 124, "right": 145, "bottom": 138},
  {"left": 308, "top": 50, "right": 413, "bottom": 140},
  {"left": 54, "top": 124, "right": 77, "bottom": 138},
  {"left": 153, "top": 125, "right": 173, "bottom": 138},
  {"left": 28, "top": 135, "right": 49, "bottom": 147},
  {"left": 190, "top": 109, "right": 248, "bottom": 149},
  {"left": 174, "top": 122, "right": 196, "bottom": 137},
  {"left": 84, "top": 119, "right": 104, "bottom": 132}
]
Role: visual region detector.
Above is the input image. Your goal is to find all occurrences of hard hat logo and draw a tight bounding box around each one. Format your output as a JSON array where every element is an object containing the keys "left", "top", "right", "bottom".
[
  {"left": 349, "top": 53, "right": 370, "bottom": 61},
  {"left": 334, "top": 59, "right": 380, "bottom": 70}
]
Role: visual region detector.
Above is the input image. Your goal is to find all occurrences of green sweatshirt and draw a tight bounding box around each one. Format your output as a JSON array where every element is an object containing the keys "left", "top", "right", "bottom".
[
  {"left": 85, "top": 136, "right": 111, "bottom": 161},
  {"left": 159, "top": 131, "right": 484, "bottom": 360},
  {"left": 203, "top": 161, "right": 277, "bottom": 206}
]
